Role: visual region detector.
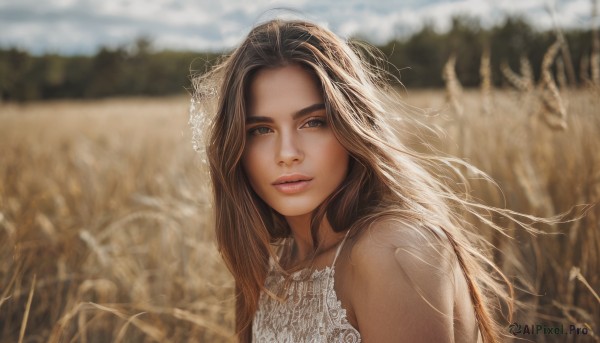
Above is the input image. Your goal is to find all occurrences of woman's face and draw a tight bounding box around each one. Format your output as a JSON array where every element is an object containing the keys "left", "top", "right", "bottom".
[{"left": 242, "top": 64, "right": 349, "bottom": 218}]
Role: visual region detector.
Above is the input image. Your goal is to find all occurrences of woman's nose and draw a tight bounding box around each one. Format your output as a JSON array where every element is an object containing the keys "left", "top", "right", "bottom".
[{"left": 277, "top": 130, "right": 303, "bottom": 166}]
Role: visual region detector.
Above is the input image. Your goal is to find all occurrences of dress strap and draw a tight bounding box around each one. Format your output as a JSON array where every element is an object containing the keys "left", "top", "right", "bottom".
[{"left": 332, "top": 230, "right": 350, "bottom": 267}]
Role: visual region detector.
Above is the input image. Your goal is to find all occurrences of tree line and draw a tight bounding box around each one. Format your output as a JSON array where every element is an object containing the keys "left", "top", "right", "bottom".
[{"left": 0, "top": 16, "right": 597, "bottom": 101}]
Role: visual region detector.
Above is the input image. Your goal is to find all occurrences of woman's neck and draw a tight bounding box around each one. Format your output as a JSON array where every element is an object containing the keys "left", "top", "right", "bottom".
[{"left": 285, "top": 213, "right": 343, "bottom": 264}]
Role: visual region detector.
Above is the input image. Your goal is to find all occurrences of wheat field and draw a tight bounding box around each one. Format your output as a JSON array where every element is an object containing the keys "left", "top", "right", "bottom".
[{"left": 1, "top": 88, "right": 598, "bottom": 342}]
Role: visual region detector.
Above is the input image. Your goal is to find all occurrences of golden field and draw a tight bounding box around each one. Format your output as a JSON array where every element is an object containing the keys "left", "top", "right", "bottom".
[{"left": 0, "top": 89, "right": 598, "bottom": 342}]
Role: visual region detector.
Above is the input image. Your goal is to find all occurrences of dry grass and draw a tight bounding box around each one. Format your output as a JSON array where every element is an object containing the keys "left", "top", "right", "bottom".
[
  {"left": 0, "top": 97, "right": 235, "bottom": 342},
  {"left": 1, "top": 89, "right": 598, "bottom": 342},
  {"left": 404, "top": 87, "right": 600, "bottom": 342}
]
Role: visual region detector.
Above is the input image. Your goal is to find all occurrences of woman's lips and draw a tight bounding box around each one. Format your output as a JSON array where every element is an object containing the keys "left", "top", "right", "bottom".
[
  {"left": 272, "top": 174, "right": 313, "bottom": 194},
  {"left": 273, "top": 179, "right": 312, "bottom": 194}
]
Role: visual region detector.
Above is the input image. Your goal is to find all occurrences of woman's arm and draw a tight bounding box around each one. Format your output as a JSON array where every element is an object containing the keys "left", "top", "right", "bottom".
[{"left": 349, "top": 221, "right": 460, "bottom": 343}]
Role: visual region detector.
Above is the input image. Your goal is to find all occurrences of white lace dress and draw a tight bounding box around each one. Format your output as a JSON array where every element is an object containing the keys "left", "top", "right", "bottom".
[{"left": 252, "top": 233, "right": 361, "bottom": 342}]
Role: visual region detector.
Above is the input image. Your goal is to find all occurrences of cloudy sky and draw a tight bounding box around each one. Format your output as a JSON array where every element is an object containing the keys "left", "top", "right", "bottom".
[{"left": 0, "top": 0, "right": 596, "bottom": 55}]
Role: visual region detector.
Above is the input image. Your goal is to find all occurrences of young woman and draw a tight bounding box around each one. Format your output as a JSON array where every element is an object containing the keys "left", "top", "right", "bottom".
[{"left": 190, "top": 18, "right": 515, "bottom": 342}]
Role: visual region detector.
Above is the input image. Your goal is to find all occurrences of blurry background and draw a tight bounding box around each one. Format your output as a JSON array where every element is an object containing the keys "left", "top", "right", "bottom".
[
  {"left": 1, "top": 0, "right": 599, "bottom": 342},
  {"left": 0, "top": 0, "right": 597, "bottom": 100}
]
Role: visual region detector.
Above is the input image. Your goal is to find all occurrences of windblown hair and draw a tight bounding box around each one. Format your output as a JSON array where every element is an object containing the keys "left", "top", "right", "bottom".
[{"left": 191, "top": 18, "right": 518, "bottom": 342}]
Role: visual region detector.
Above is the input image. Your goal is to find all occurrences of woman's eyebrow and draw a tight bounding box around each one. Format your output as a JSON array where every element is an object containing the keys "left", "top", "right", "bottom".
[
  {"left": 292, "top": 103, "right": 325, "bottom": 119},
  {"left": 246, "top": 103, "right": 325, "bottom": 124}
]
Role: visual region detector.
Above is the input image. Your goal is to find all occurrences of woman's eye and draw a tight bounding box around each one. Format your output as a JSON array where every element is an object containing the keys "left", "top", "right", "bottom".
[
  {"left": 248, "top": 126, "right": 272, "bottom": 136},
  {"left": 303, "top": 118, "right": 325, "bottom": 128}
]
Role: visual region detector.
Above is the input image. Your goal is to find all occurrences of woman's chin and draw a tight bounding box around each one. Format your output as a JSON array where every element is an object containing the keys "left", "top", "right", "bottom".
[{"left": 271, "top": 203, "right": 318, "bottom": 218}]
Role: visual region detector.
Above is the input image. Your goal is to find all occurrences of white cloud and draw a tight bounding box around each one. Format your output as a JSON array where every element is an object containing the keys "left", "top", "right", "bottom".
[{"left": 0, "top": 0, "right": 595, "bottom": 54}]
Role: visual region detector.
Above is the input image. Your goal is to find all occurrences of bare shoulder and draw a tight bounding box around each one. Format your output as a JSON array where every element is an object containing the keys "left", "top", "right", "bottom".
[
  {"left": 345, "top": 218, "right": 461, "bottom": 342},
  {"left": 350, "top": 218, "right": 456, "bottom": 277}
]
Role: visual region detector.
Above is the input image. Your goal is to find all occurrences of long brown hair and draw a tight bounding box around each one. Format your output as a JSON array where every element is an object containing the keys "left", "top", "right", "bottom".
[{"left": 191, "top": 18, "right": 520, "bottom": 342}]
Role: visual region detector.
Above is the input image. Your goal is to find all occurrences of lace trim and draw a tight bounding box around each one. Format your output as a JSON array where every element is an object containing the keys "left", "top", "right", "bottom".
[{"left": 252, "top": 264, "right": 361, "bottom": 342}]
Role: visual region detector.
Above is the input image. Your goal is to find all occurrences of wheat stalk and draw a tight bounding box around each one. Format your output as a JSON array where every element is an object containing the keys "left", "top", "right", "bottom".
[
  {"left": 500, "top": 57, "right": 534, "bottom": 93},
  {"left": 500, "top": 56, "right": 535, "bottom": 115},
  {"left": 538, "top": 40, "right": 568, "bottom": 130},
  {"left": 480, "top": 47, "right": 492, "bottom": 115},
  {"left": 556, "top": 56, "right": 568, "bottom": 90},
  {"left": 569, "top": 267, "right": 600, "bottom": 304},
  {"left": 547, "top": 2, "right": 578, "bottom": 86},
  {"left": 501, "top": 62, "right": 526, "bottom": 91},
  {"left": 520, "top": 55, "right": 535, "bottom": 92},
  {"left": 18, "top": 274, "right": 36, "bottom": 343},
  {"left": 443, "top": 54, "right": 464, "bottom": 117}
]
